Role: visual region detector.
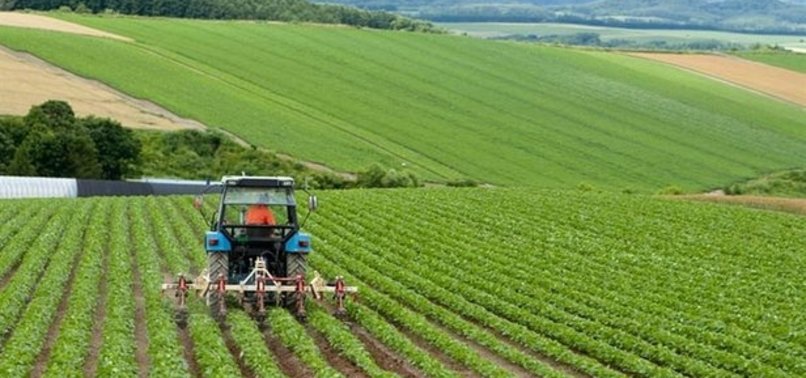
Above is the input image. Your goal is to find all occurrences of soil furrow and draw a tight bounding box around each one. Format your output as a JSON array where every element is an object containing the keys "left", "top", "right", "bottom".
[
  {"left": 29, "top": 247, "right": 87, "bottom": 378},
  {"left": 221, "top": 324, "right": 256, "bottom": 378},
  {"left": 264, "top": 330, "right": 314, "bottom": 378},
  {"left": 305, "top": 325, "right": 370, "bottom": 378},
  {"left": 130, "top": 249, "right": 151, "bottom": 377},
  {"left": 83, "top": 246, "right": 110, "bottom": 377},
  {"left": 400, "top": 328, "right": 479, "bottom": 378},
  {"left": 349, "top": 322, "right": 425, "bottom": 378},
  {"left": 178, "top": 325, "right": 202, "bottom": 378}
]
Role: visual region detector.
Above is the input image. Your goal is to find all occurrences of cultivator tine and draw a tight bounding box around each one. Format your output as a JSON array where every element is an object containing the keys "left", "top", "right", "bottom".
[
  {"left": 333, "top": 276, "right": 347, "bottom": 317},
  {"left": 172, "top": 274, "right": 190, "bottom": 327},
  {"left": 216, "top": 273, "right": 227, "bottom": 319},
  {"left": 295, "top": 274, "right": 307, "bottom": 320},
  {"left": 256, "top": 276, "right": 266, "bottom": 317},
  {"left": 176, "top": 274, "right": 189, "bottom": 309}
]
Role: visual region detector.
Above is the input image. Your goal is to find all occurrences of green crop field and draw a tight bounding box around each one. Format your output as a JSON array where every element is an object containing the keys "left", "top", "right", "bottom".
[
  {"left": 2, "top": 15, "right": 806, "bottom": 190},
  {"left": 0, "top": 190, "right": 803, "bottom": 376},
  {"left": 734, "top": 52, "right": 806, "bottom": 74}
]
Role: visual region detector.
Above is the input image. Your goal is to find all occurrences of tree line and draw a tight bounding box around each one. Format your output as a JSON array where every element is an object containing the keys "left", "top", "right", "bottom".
[
  {"left": 0, "top": 101, "right": 141, "bottom": 180},
  {"left": 0, "top": 100, "right": 429, "bottom": 189},
  {"left": 1, "top": 0, "right": 440, "bottom": 32}
]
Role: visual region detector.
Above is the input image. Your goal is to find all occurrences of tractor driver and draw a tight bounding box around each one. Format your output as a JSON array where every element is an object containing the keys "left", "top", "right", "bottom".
[{"left": 245, "top": 194, "right": 276, "bottom": 226}]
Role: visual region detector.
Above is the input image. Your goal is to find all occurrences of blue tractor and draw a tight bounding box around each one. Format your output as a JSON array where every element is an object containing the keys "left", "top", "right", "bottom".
[{"left": 164, "top": 176, "right": 355, "bottom": 321}]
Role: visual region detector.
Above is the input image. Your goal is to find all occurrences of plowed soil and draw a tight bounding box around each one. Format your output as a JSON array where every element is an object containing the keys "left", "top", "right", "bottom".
[
  {"left": 0, "top": 12, "right": 131, "bottom": 41},
  {"left": 0, "top": 46, "right": 205, "bottom": 130},
  {"left": 629, "top": 53, "right": 806, "bottom": 107},
  {"left": 675, "top": 194, "right": 806, "bottom": 216}
]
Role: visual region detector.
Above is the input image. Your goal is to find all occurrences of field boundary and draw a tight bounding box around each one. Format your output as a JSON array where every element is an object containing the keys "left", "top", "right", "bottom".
[{"left": 627, "top": 52, "right": 806, "bottom": 108}]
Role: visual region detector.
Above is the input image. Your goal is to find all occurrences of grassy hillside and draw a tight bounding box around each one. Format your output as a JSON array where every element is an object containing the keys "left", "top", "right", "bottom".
[
  {"left": 2, "top": 15, "right": 806, "bottom": 190},
  {"left": 735, "top": 51, "right": 806, "bottom": 73}
]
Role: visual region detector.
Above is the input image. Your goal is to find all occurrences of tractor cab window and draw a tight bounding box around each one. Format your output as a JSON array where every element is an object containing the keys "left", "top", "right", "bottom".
[{"left": 221, "top": 187, "right": 295, "bottom": 226}]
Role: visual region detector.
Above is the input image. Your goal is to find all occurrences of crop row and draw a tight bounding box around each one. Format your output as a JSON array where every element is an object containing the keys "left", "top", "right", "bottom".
[
  {"left": 0, "top": 201, "right": 94, "bottom": 375},
  {"left": 131, "top": 199, "right": 190, "bottom": 377},
  {"left": 307, "top": 302, "right": 398, "bottom": 378},
  {"left": 96, "top": 199, "right": 139, "bottom": 376},
  {"left": 0, "top": 203, "right": 77, "bottom": 342},
  {"left": 313, "top": 211, "right": 624, "bottom": 377},
  {"left": 43, "top": 199, "right": 111, "bottom": 376},
  {"left": 0, "top": 201, "right": 53, "bottom": 278},
  {"left": 267, "top": 307, "right": 344, "bottom": 378}
]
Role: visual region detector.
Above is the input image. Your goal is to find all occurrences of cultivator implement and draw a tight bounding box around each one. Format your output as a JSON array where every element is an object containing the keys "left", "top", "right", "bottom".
[{"left": 162, "top": 257, "right": 357, "bottom": 321}]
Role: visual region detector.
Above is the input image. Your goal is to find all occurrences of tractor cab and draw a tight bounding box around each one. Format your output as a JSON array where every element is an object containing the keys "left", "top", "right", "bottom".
[{"left": 205, "top": 176, "right": 314, "bottom": 283}]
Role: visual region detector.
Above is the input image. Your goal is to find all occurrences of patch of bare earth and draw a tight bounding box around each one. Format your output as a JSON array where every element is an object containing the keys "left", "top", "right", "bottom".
[
  {"left": 264, "top": 330, "right": 314, "bottom": 378},
  {"left": 0, "top": 46, "right": 206, "bottom": 130},
  {"left": 628, "top": 53, "right": 806, "bottom": 107},
  {"left": 0, "top": 12, "right": 131, "bottom": 40},
  {"left": 674, "top": 194, "right": 806, "bottom": 216}
]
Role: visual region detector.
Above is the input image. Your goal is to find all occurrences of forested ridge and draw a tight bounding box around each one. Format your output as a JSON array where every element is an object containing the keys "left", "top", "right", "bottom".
[
  {"left": 320, "top": 0, "right": 806, "bottom": 34},
  {"left": 0, "top": 0, "right": 439, "bottom": 31}
]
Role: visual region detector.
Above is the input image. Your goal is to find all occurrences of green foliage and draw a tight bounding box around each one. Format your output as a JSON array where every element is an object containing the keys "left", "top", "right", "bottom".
[
  {"left": 0, "top": 101, "right": 140, "bottom": 179},
  {"left": 6, "top": 17, "right": 806, "bottom": 190},
  {"left": 356, "top": 164, "right": 421, "bottom": 189},
  {"left": 725, "top": 169, "right": 806, "bottom": 197},
  {"left": 7, "top": 0, "right": 439, "bottom": 32},
  {"left": 657, "top": 185, "right": 684, "bottom": 195},
  {"left": 445, "top": 178, "right": 479, "bottom": 187},
  {"left": 308, "top": 188, "right": 806, "bottom": 377},
  {"left": 83, "top": 117, "right": 142, "bottom": 179},
  {"left": 227, "top": 310, "right": 286, "bottom": 378},
  {"left": 307, "top": 304, "right": 397, "bottom": 378},
  {"left": 1, "top": 189, "right": 806, "bottom": 375},
  {"left": 267, "top": 308, "right": 344, "bottom": 378}
]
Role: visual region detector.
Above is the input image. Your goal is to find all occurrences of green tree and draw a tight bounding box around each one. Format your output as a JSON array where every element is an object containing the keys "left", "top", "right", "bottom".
[
  {"left": 23, "top": 100, "right": 76, "bottom": 129},
  {"left": 82, "top": 117, "right": 142, "bottom": 179},
  {"left": 9, "top": 125, "right": 102, "bottom": 178}
]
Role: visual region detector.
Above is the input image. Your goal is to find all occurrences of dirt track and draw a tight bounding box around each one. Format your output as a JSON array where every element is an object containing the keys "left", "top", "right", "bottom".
[
  {"left": 0, "top": 12, "right": 130, "bottom": 41},
  {"left": 0, "top": 46, "right": 204, "bottom": 130},
  {"left": 674, "top": 194, "right": 806, "bottom": 216},
  {"left": 629, "top": 53, "right": 806, "bottom": 107}
]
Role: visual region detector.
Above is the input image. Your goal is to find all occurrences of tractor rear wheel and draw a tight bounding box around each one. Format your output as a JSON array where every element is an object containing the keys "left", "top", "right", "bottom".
[
  {"left": 208, "top": 252, "right": 228, "bottom": 320},
  {"left": 284, "top": 253, "right": 307, "bottom": 309}
]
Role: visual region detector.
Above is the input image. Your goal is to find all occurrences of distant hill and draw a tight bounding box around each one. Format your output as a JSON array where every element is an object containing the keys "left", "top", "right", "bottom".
[{"left": 318, "top": 0, "right": 806, "bottom": 34}]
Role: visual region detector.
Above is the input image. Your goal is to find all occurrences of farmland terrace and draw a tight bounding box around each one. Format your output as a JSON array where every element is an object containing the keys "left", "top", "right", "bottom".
[{"left": 1, "top": 13, "right": 806, "bottom": 191}]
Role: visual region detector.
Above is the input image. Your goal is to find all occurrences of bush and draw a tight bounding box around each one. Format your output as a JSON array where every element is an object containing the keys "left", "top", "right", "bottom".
[
  {"left": 74, "top": 2, "right": 91, "bottom": 13},
  {"left": 657, "top": 185, "right": 684, "bottom": 195},
  {"left": 447, "top": 178, "right": 479, "bottom": 187}
]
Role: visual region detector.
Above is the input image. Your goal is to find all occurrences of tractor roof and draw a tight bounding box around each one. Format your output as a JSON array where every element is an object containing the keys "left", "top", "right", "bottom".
[{"left": 220, "top": 176, "right": 295, "bottom": 188}]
